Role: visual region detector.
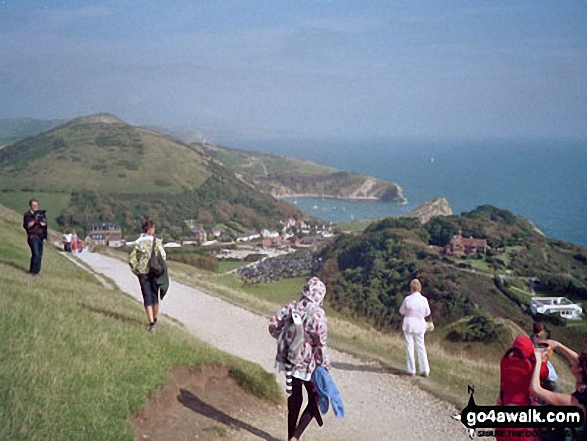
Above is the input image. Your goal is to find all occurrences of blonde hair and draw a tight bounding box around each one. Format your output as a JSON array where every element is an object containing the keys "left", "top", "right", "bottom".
[{"left": 410, "top": 279, "right": 422, "bottom": 293}]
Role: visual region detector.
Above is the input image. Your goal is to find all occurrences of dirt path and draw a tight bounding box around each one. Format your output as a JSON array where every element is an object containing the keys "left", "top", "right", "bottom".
[{"left": 76, "top": 251, "right": 468, "bottom": 440}]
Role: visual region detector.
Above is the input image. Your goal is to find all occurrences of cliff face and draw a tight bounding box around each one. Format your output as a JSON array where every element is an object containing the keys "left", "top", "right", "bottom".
[
  {"left": 199, "top": 143, "right": 407, "bottom": 203},
  {"left": 405, "top": 197, "right": 453, "bottom": 223},
  {"left": 267, "top": 176, "right": 406, "bottom": 203}
]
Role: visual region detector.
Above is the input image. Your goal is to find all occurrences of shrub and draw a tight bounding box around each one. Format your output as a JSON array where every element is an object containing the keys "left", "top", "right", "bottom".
[{"left": 446, "top": 315, "right": 507, "bottom": 343}]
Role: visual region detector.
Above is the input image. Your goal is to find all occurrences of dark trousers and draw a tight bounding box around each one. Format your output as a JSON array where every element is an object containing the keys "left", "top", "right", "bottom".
[
  {"left": 137, "top": 273, "right": 159, "bottom": 307},
  {"left": 288, "top": 377, "right": 322, "bottom": 440},
  {"left": 28, "top": 237, "right": 43, "bottom": 274}
]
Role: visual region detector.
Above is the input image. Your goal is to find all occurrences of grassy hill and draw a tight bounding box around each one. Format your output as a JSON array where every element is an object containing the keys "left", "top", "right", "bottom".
[
  {"left": 0, "top": 203, "right": 279, "bottom": 440},
  {"left": 198, "top": 143, "right": 406, "bottom": 202},
  {"left": 0, "top": 114, "right": 210, "bottom": 194},
  {"left": 316, "top": 206, "right": 587, "bottom": 349},
  {"left": 0, "top": 114, "right": 303, "bottom": 238}
]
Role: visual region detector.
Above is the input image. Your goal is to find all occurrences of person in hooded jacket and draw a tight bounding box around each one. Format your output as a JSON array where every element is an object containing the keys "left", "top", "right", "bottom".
[
  {"left": 496, "top": 334, "right": 549, "bottom": 441},
  {"left": 269, "top": 277, "right": 331, "bottom": 441}
]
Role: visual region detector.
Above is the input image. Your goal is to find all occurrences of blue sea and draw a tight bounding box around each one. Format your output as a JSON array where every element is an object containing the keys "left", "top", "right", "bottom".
[{"left": 233, "top": 138, "right": 587, "bottom": 247}]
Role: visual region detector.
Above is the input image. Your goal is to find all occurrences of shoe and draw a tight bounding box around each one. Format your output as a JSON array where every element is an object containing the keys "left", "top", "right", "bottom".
[
  {"left": 421, "top": 372, "right": 429, "bottom": 378},
  {"left": 148, "top": 322, "right": 157, "bottom": 332}
]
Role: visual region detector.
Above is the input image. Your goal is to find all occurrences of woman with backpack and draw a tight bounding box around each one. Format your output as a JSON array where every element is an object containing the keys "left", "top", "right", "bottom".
[
  {"left": 129, "top": 220, "right": 166, "bottom": 332},
  {"left": 269, "top": 277, "right": 331, "bottom": 441},
  {"left": 531, "top": 340, "right": 587, "bottom": 440}
]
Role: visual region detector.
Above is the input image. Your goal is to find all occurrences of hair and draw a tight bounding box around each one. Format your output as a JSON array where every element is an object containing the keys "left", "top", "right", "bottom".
[
  {"left": 533, "top": 322, "right": 545, "bottom": 335},
  {"left": 410, "top": 279, "right": 422, "bottom": 293},
  {"left": 579, "top": 350, "right": 587, "bottom": 385},
  {"left": 29, "top": 198, "right": 37, "bottom": 207},
  {"left": 142, "top": 219, "right": 156, "bottom": 233}
]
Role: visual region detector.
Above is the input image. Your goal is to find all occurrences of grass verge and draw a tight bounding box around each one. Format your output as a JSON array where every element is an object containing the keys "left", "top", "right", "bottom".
[{"left": 0, "top": 204, "right": 279, "bottom": 441}]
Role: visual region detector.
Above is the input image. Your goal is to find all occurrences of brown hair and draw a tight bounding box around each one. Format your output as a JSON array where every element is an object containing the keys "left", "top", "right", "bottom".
[
  {"left": 29, "top": 198, "right": 38, "bottom": 208},
  {"left": 532, "top": 322, "right": 544, "bottom": 335},
  {"left": 142, "top": 219, "right": 155, "bottom": 233}
]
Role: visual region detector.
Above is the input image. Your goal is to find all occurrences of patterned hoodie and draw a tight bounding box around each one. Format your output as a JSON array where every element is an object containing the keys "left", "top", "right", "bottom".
[
  {"left": 269, "top": 277, "right": 331, "bottom": 380},
  {"left": 129, "top": 233, "right": 166, "bottom": 275}
]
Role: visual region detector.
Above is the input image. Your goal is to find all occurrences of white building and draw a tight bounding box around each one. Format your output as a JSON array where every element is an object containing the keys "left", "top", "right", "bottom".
[{"left": 530, "top": 297, "right": 583, "bottom": 320}]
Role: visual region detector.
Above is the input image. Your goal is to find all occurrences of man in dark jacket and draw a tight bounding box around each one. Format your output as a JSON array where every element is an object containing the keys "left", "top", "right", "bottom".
[{"left": 23, "top": 199, "right": 47, "bottom": 275}]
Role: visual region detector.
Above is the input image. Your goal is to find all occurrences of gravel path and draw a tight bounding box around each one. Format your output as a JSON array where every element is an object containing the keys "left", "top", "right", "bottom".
[{"left": 76, "top": 251, "right": 468, "bottom": 441}]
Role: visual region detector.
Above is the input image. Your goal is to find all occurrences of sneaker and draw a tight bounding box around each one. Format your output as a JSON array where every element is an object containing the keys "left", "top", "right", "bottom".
[{"left": 148, "top": 322, "right": 157, "bottom": 332}]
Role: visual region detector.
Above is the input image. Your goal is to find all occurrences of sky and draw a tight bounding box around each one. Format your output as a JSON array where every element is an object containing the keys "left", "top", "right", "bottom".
[{"left": 1, "top": 0, "right": 586, "bottom": 142}]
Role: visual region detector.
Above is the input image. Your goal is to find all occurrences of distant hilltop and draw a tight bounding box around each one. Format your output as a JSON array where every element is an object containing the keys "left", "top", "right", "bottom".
[
  {"left": 64, "top": 113, "right": 128, "bottom": 126},
  {"left": 405, "top": 197, "right": 453, "bottom": 223}
]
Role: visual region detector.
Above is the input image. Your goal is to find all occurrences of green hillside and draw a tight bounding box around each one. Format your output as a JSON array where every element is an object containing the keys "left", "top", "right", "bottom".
[
  {"left": 316, "top": 205, "right": 587, "bottom": 349},
  {"left": 0, "top": 114, "right": 303, "bottom": 238},
  {"left": 199, "top": 143, "right": 406, "bottom": 202},
  {"left": 0, "top": 204, "right": 278, "bottom": 440},
  {"left": 0, "top": 114, "right": 210, "bottom": 194}
]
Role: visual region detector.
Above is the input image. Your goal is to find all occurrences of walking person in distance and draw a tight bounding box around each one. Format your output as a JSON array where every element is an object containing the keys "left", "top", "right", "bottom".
[
  {"left": 399, "top": 278, "right": 431, "bottom": 377},
  {"left": 269, "top": 276, "right": 331, "bottom": 441},
  {"left": 129, "top": 220, "right": 166, "bottom": 332},
  {"left": 23, "top": 198, "right": 47, "bottom": 275}
]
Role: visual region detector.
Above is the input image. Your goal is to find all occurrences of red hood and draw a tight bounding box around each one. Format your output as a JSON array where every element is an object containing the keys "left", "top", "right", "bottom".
[{"left": 512, "top": 335, "right": 535, "bottom": 360}]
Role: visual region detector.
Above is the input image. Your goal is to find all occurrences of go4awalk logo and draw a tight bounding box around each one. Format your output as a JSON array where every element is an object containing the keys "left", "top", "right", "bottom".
[{"left": 452, "top": 386, "right": 584, "bottom": 439}]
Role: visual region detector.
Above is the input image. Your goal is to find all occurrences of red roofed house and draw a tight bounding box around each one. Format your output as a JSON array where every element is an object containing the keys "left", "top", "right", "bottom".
[{"left": 445, "top": 235, "right": 488, "bottom": 256}]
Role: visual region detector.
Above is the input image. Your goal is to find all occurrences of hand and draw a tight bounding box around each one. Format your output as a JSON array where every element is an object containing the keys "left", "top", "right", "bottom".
[{"left": 543, "top": 339, "right": 559, "bottom": 351}]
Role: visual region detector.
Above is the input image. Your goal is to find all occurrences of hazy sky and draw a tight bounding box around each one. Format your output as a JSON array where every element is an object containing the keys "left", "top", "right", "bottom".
[{"left": 1, "top": 0, "right": 586, "bottom": 142}]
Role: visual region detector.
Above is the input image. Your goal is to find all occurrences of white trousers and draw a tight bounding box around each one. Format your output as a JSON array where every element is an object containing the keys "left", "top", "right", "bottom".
[{"left": 404, "top": 332, "right": 429, "bottom": 375}]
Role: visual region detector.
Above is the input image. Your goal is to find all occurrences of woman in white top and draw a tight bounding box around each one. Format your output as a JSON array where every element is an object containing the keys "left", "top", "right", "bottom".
[{"left": 399, "top": 279, "right": 431, "bottom": 377}]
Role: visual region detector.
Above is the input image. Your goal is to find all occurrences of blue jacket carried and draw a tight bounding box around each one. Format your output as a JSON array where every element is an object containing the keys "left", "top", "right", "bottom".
[{"left": 312, "top": 365, "right": 345, "bottom": 418}]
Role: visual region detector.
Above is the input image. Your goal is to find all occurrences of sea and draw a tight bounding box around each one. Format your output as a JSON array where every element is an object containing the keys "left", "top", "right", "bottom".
[{"left": 232, "top": 138, "right": 587, "bottom": 247}]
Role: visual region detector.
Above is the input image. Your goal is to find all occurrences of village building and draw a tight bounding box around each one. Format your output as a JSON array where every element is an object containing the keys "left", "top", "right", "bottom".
[
  {"left": 261, "top": 229, "right": 282, "bottom": 248},
  {"left": 445, "top": 235, "right": 488, "bottom": 256},
  {"left": 180, "top": 236, "right": 200, "bottom": 246},
  {"left": 236, "top": 231, "right": 261, "bottom": 242},
  {"left": 86, "top": 222, "right": 123, "bottom": 247},
  {"left": 189, "top": 225, "right": 208, "bottom": 244}
]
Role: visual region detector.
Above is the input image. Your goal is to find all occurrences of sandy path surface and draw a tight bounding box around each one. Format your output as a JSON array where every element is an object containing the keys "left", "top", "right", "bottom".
[{"left": 76, "top": 250, "right": 468, "bottom": 441}]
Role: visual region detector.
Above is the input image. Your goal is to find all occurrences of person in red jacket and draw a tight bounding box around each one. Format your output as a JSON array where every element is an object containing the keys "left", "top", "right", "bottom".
[{"left": 496, "top": 334, "right": 549, "bottom": 441}]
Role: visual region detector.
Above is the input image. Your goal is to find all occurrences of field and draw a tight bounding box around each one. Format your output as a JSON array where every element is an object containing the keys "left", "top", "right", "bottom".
[
  {"left": 0, "top": 204, "right": 279, "bottom": 441},
  {"left": 0, "top": 191, "right": 71, "bottom": 231}
]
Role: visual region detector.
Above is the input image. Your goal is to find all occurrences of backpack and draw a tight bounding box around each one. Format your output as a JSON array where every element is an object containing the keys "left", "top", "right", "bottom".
[
  {"left": 277, "top": 308, "right": 307, "bottom": 367},
  {"left": 148, "top": 237, "right": 164, "bottom": 277}
]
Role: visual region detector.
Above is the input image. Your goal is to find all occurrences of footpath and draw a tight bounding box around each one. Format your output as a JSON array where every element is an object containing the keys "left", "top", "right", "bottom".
[{"left": 75, "top": 250, "right": 467, "bottom": 441}]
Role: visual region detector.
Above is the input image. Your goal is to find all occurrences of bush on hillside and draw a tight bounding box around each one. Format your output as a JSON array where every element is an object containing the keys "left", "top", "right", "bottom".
[{"left": 446, "top": 315, "right": 507, "bottom": 343}]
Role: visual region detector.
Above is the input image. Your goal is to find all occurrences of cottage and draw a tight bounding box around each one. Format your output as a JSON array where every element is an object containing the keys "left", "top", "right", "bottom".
[{"left": 445, "top": 235, "right": 488, "bottom": 256}]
